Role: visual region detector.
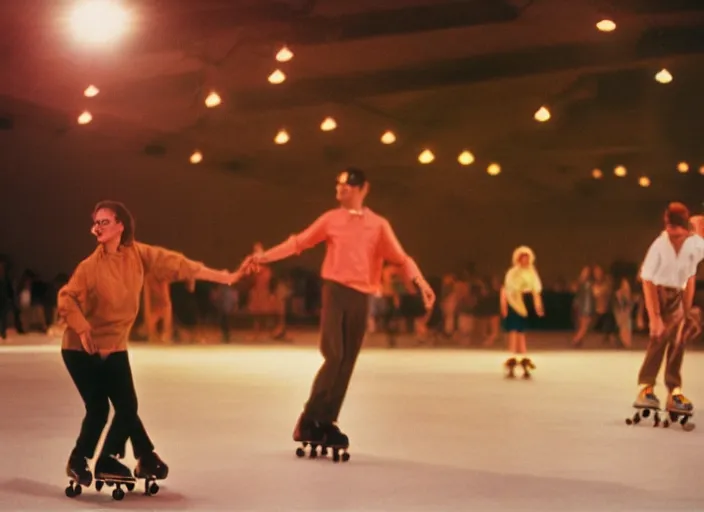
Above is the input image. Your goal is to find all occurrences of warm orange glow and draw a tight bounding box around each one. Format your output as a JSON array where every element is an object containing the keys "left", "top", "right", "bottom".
[
  {"left": 418, "top": 149, "right": 435, "bottom": 164},
  {"left": 487, "top": 163, "right": 501, "bottom": 176},
  {"left": 614, "top": 165, "right": 627, "bottom": 177},
  {"left": 380, "top": 131, "right": 396, "bottom": 144},
  {"left": 276, "top": 46, "right": 293, "bottom": 62},
  {"left": 700, "top": 165, "right": 704, "bottom": 176},
  {"left": 68, "top": 0, "right": 130, "bottom": 45},
  {"left": 638, "top": 176, "right": 651, "bottom": 188},
  {"left": 320, "top": 117, "right": 337, "bottom": 131},
  {"left": 534, "top": 106, "right": 551, "bottom": 122},
  {"left": 190, "top": 151, "right": 203, "bottom": 164},
  {"left": 592, "top": 168, "right": 603, "bottom": 179},
  {"left": 268, "top": 69, "right": 286, "bottom": 84},
  {"left": 677, "top": 161, "right": 689, "bottom": 173},
  {"left": 274, "top": 129, "right": 290, "bottom": 144},
  {"left": 205, "top": 92, "right": 221, "bottom": 108},
  {"left": 84, "top": 85, "right": 99, "bottom": 97},
  {"left": 77, "top": 111, "right": 93, "bottom": 124},
  {"left": 458, "top": 151, "right": 475, "bottom": 166},
  {"left": 655, "top": 68, "right": 673, "bottom": 84},
  {"left": 596, "top": 19, "right": 616, "bottom": 32}
]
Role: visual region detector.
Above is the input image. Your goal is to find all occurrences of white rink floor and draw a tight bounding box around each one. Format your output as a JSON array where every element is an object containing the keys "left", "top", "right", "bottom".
[{"left": 1, "top": 338, "right": 703, "bottom": 511}]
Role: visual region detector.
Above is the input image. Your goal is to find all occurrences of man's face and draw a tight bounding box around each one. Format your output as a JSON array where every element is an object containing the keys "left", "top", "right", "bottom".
[
  {"left": 335, "top": 172, "right": 365, "bottom": 204},
  {"left": 92, "top": 208, "right": 124, "bottom": 245},
  {"left": 665, "top": 224, "right": 689, "bottom": 242}
]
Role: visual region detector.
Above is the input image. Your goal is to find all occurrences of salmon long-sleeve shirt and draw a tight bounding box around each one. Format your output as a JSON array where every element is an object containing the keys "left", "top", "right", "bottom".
[
  {"left": 261, "top": 207, "right": 422, "bottom": 295},
  {"left": 58, "top": 242, "right": 203, "bottom": 354}
]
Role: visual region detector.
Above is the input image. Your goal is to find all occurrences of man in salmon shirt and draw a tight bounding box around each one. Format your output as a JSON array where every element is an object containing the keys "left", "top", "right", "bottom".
[{"left": 244, "top": 168, "right": 435, "bottom": 460}]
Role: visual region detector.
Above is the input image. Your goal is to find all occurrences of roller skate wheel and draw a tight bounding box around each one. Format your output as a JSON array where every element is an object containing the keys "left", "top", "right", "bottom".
[
  {"left": 663, "top": 420, "right": 670, "bottom": 428},
  {"left": 682, "top": 423, "right": 695, "bottom": 432},
  {"left": 112, "top": 488, "right": 125, "bottom": 501},
  {"left": 333, "top": 451, "right": 340, "bottom": 463},
  {"left": 95, "top": 481, "right": 104, "bottom": 492},
  {"left": 295, "top": 447, "right": 305, "bottom": 458},
  {"left": 321, "top": 447, "right": 328, "bottom": 456},
  {"left": 126, "top": 482, "right": 135, "bottom": 492},
  {"left": 625, "top": 418, "right": 633, "bottom": 425},
  {"left": 342, "top": 452, "right": 350, "bottom": 462},
  {"left": 74, "top": 484, "right": 82, "bottom": 496},
  {"left": 642, "top": 409, "right": 651, "bottom": 418},
  {"left": 149, "top": 483, "right": 159, "bottom": 495},
  {"left": 65, "top": 485, "right": 76, "bottom": 498}
]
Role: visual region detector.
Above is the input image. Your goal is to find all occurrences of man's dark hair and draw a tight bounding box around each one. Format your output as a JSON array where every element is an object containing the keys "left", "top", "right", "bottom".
[{"left": 664, "top": 202, "right": 690, "bottom": 230}]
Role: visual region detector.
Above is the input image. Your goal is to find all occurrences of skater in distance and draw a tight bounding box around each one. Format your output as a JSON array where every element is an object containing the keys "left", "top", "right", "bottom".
[
  {"left": 500, "top": 246, "right": 544, "bottom": 378},
  {"left": 633, "top": 203, "right": 704, "bottom": 414},
  {"left": 241, "top": 167, "right": 435, "bottom": 459},
  {"left": 58, "top": 200, "right": 247, "bottom": 492}
]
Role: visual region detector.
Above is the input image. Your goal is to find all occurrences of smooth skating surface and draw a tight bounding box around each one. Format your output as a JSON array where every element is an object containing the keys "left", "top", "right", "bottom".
[{"left": 1, "top": 332, "right": 704, "bottom": 510}]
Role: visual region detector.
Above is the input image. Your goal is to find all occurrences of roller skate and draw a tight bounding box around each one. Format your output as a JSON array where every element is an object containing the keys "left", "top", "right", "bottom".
[
  {"left": 519, "top": 357, "right": 535, "bottom": 379},
  {"left": 663, "top": 391, "right": 695, "bottom": 431},
  {"left": 293, "top": 414, "right": 327, "bottom": 459},
  {"left": 94, "top": 455, "right": 136, "bottom": 501},
  {"left": 504, "top": 357, "right": 518, "bottom": 378},
  {"left": 626, "top": 386, "right": 663, "bottom": 427},
  {"left": 64, "top": 452, "right": 92, "bottom": 498},
  {"left": 321, "top": 423, "right": 351, "bottom": 463},
  {"left": 134, "top": 451, "right": 167, "bottom": 496}
]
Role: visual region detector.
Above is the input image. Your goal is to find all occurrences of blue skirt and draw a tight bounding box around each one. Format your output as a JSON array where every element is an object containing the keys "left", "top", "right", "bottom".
[{"left": 503, "top": 305, "right": 527, "bottom": 333}]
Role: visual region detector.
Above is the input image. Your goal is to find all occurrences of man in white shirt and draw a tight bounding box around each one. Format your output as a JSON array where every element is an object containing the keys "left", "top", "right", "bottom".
[{"left": 634, "top": 203, "right": 704, "bottom": 414}]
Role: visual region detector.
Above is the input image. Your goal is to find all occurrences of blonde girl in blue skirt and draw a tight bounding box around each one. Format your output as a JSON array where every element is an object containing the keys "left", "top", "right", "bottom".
[{"left": 500, "top": 246, "right": 545, "bottom": 378}]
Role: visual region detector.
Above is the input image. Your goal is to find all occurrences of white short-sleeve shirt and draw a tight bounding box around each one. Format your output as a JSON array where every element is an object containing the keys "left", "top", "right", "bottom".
[{"left": 640, "top": 232, "right": 704, "bottom": 289}]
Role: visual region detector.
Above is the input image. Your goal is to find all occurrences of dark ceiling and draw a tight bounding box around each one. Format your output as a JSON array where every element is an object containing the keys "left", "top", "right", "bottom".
[{"left": 1, "top": 0, "right": 704, "bottom": 203}]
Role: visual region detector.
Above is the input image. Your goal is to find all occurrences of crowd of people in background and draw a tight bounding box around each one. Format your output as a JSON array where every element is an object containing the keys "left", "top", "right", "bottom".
[{"left": 2, "top": 248, "right": 702, "bottom": 347}]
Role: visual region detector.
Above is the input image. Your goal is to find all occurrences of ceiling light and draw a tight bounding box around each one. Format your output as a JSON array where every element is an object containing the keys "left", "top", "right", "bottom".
[
  {"left": 596, "top": 19, "right": 616, "bottom": 32},
  {"left": 458, "top": 151, "right": 475, "bottom": 166},
  {"left": 268, "top": 69, "right": 286, "bottom": 84},
  {"left": 655, "top": 68, "right": 673, "bottom": 84},
  {"left": 418, "top": 149, "right": 435, "bottom": 164},
  {"left": 320, "top": 117, "right": 337, "bottom": 131},
  {"left": 380, "top": 131, "right": 396, "bottom": 144},
  {"left": 77, "top": 111, "right": 93, "bottom": 124},
  {"left": 274, "top": 129, "right": 290, "bottom": 144},
  {"left": 276, "top": 46, "right": 293, "bottom": 62}
]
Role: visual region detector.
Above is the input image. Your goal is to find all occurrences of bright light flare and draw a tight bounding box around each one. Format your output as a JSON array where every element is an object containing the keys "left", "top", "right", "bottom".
[{"left": 68, "top": 0, "right": 131, "bottom": 45}]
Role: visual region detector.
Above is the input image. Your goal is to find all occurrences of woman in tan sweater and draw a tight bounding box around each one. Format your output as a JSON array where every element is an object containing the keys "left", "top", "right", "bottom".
[{"left": 59, "top": 200, "right": 244, "bottom": 494}]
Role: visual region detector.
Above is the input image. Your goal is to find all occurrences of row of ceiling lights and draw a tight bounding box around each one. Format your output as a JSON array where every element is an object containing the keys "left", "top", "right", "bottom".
[{"left": 72, "top": 9, "right": 696, "bottom": 186}]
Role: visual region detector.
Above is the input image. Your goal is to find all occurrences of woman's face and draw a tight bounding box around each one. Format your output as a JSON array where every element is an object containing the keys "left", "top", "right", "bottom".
[
  {"left": 92, "top": 208, "right": 124, "bottom": 246},
  {"left": 518, "top": 253, "right": 530, "bottom": 267}
]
